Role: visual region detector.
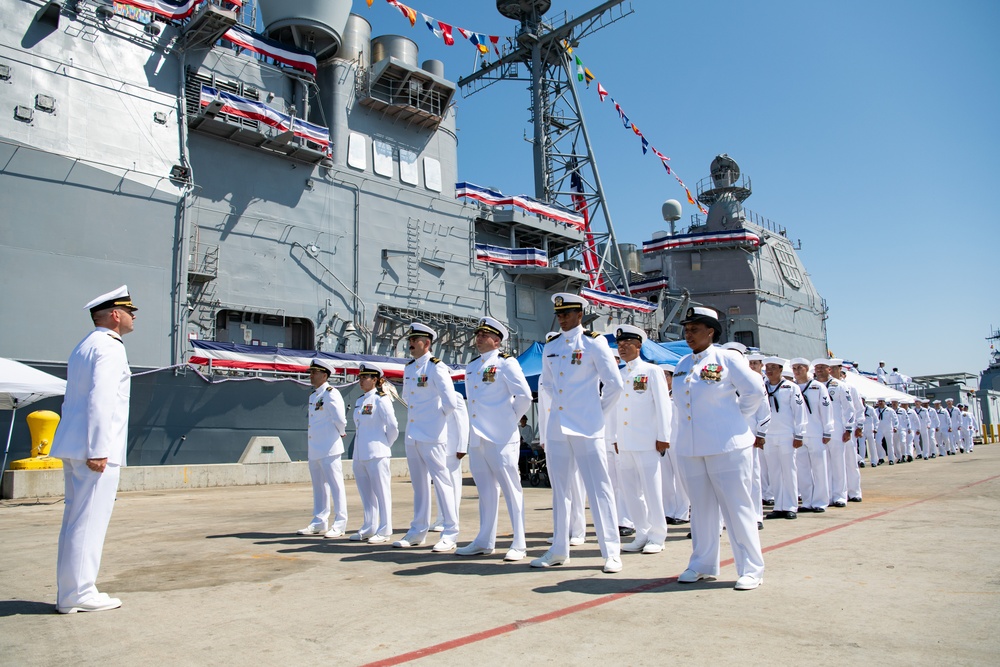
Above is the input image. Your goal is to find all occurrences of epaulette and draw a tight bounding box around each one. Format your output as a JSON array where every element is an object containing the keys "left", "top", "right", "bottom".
[
  {"left": 107, "top": 333, "right": 123, "bottom": 344},
  {"left": 430, "top": 357, "right": 441, "bottom": 364},
  {"left": 469, "top": 355, "right": 481, "bottom": 364},
  {"left": 406, "top": 359, "right": 415, "bottom": 365},
  {"left": 499, "top": 352, "right": 512, "bottom": 359},
  {"left": 376, "top": 388, "right": 386, "bottom": 396},
  {"left": 545, "top": 333, "right": 561, "bottom": 343},
  {"left": 583, "top": 330, "right": 601, "bottom": 338},
  {"left": 326, "top": 386, "right": 334, "bottom": 392}
]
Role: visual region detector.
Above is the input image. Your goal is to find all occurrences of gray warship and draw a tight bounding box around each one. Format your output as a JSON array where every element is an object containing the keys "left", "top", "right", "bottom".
[{"left": 0, "top": 0, "right": 827, "bottom": 465}]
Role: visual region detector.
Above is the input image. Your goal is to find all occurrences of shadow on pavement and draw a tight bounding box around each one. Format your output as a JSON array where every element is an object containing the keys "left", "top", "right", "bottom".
[{"left": 0, "top": 600, "right": 56, "bottom": 617}]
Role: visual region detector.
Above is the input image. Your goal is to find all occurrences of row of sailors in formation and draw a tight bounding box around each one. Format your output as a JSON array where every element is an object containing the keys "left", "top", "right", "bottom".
[{"left": 295, "top": 296, "right": 978, "bottom": 591}]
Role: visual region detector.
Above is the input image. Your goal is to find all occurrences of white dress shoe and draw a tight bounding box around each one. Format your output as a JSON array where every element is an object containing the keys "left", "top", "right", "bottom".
[
  {"left": 621, "top": 538, "right": 648, "bottom": 553},
  {"left": 603, "top": 556, "right": 623, "bottom": 573},
  {"left": 734, "top": 574, "right": 763, "bottom": 590},
  {"left": 392, "top": 533, "right": 426, "bottom": 548},
  {"left": 455, "top": 543, "right": 494, "bottom": 556},
  {"left": 323, "top": 528, "right": 345, "bottom": 539},
  {"left": 57, "top": 596, "right": 122, "bottom": 614},
  {"left": 296, "top": 524, "right": 327, "bottom": 536},
  {"left": 530, "top": 551, "right": 569, "bottom": 568},
  {"left": 367, "top": 534, "right": 390, "bottom": 544},
  {"left": 503, "top": 548, "right": 526, "bottom": 562},
  {"left": 677, "top": 569, "right": 715, "bottom": 584},
  {"left": 431, "top": 539, "right": 456, "bottom": 553},
  {"left": 429, "top": 524, "right": 445, "bottom": 532},
  {"left": 349, "top": 532, "right": 374, "bottom": 541},
  {"left": 569, "top": 536, "right": 586, "bottom": 546},
  {"left": 641, "top": 542, "right": 664, "bottom": 554}
]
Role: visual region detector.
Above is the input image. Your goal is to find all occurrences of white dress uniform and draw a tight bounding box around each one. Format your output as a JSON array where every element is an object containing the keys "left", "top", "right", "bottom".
[
  {"left": 893, "top": 405, "right": 907, "bottom": 461},
  {"left": 432, "top": 395, "right": 467, "bottom": 531},
  {"left": 400, "top": 350, "right": 460, "bottom": 545},
  {"left": 795, "top": 379, "right": 833, "bottom": 510},
  {"left": 843, "top": 371, "right": 865, "bottom": 499},
  {"left": 672, "top": 344, "right": 765, "bottom": 581},
  {"left": 936, "top": 405, "right": 952, "bottom": 456},
  {"left": 613, "top": 355, "right": 672, "bottom": 550},
  {"left": 352, "top": 384, "right": 399, "bottom": 540},
  {"left": 861, "top": 404, "right": 879, "bottom": 466},
  {"left": 823, "top": 377, "right": 856, "bottom": 506},
  {"left": 538, "top": 372, "right": 587, "bottom": 543},
  {"left": 605, "top": 419, "right": 634, "bottom": 532},
  {"left": 538, "top": 323, "right": 624, "bottom": 564},
  {"left": 947, "top": 405, "right": 963, "bottom": 453},
  {"left": 306, "top": 380, "right": 349, "bottom": 534},
  {"left": 463, "top": 348, "right": 533, "bottom": 555},
  {"left": 763, "top": 375, "right": 807, "bottom": 515},
  {"left": 906, "top": 406, "right": 921, "bottom": 459},
  {"left": 919, "top": 404, "right": 936, "bottom": 458},
  {"left": 749, "top": 373, "right": 771, "bottom": 523},
  {"left": 51, "top": 325, "right": 131, "bottom": 612},
  {"left": 874, "top": 404, "right": 898, "bottom": 463}
]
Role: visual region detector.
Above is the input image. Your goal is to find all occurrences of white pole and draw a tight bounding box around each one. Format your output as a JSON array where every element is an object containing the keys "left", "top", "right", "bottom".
[{"left": 1, "top": 402, "right": 17, "bottom": 483}]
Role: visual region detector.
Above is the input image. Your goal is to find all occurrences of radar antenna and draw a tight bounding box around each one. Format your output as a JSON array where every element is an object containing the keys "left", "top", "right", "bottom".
[{"left": 459, "top": 1, "right": 635, "bottom": 293}]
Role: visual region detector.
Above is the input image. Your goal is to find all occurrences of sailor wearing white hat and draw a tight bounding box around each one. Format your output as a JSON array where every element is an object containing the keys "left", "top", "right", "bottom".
[
  {"left": 394, "top": 323, "right": 462, "bottom": 551},
  {"left": 296, "top": 358, "right": 349, "bottom": 538},
  {"left": 811, "top": 359, "right": 856, "bottom": 508},
  {"left": 933, "top": 400, "right": 951, "bottom": 457},
  {"left": 859, "top": 399, "right": 879, "bottom": 467},
  {"left": 456, "top": 317, "right": 533, "bottom": 561},
  {"left": 874, "top": 398, "right": 898, "bottom": 465},
  {"left": 945, "top": 399, "right": 962, "bottom": 455},
  {"left": 876, "top": 361, "right": 888, "bottom": 385},
  {"left": 672, "top": 307, "right": 766, "bottom": 590},
  {"left": 904, "top": 400, "right": 921, "bottom": 462},
  {"left": 761, "top": 357, "right": 807, "bottom": 520},
  {"left": 790, "top": 358, "right": 833, "bottom": 512},
  {"left": 611, "top": 325, "right": 671, "bottom": 554},
  {"left": 890, "top": 399, "right": 906, "bottom": 463},
  {"left": 51, "top": 286, "right": 138, "bottom": 614},
  {"left": 532, "top": 293, "right": 625, "bottom": 574},
  {"left": 960, "top": 404, "right": 977, "bottom": 452},
  {"left": 827, "top": 360, "right": 863, "bottom": 501},
  {"left": 351, "top": 365, "right": 398, "bottom": 543},
  {"left": 915, "top": 399, "right": 935, "bottom": 460}
]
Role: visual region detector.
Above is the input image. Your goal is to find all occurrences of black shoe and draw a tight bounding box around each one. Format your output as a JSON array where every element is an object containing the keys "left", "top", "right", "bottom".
[
  {"left": 685, "top": 532, "right": 692, "bottom": 539},
  {"left": 762, "top": 498, "right": 775, "bottom": 506},
  {"left": 831, "top": 501, "right": 846, "bottom": 508},
  {"left": 797, "top": 506, "right": 813, "bottom": 513},
  {"left": 764, "top": 511, "right": 783, "bottom": 520},
  {"left": 784, "top": 511, "right": 798, "bottom": 519},
  {"left": 859, "top": 461, "right": 866, "bottom": 468},
  {"left": 757, "top": 521, "right": 764, "bottom": 530},
  {"left": 848, "top": 497, "right": 862, "bottom": 503},
  {"left": 812, "top": 507, "right": 826, "bottom": 513},
  {"left": 618, "top": 526, "right": 635, "bottom": 537},
  {"left": 878, "top": 459, "right": 885, "bottom": 465},
  {"left": 665, "top": 517, "right": 682, "bottom": 525},
  {"left": 888, "top": 460, "right": 894, "bottom": 465},
  {"left": 960, "top": 448, "right": 965, "bottom": 453},
  {"left": 907, "top": 455, "right": 914, "bottom": 462}
]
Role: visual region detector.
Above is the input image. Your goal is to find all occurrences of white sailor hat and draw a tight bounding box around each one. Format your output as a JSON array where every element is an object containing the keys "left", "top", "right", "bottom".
[
  {"left": 932, "top": 399, "right": 942, "bottom": 404},
  {"left": 309, "top": 358, "right": 336, "bottom": 375},
  {"left": 747, "top": 353, "right": 767, "bottom": 363},
  {"left": 763, "top": 356, "right": 787, "bottom": 367},
  {"left": 357, "top": 363, "right": 384, "bottom": 379},
  {"left": 615, "top": 324, "right": 646, "bottom": 344},
  {"left": 789, "top": 357, "right": 811, "bottom": 367},
  {"left": 722, "top": 341, "right": 748, "bottom": 355},
  {"left": 85, "top": 285, "right": 137, "bottom": 314},
  {"left": 811, "top": 358, "right": 832, "bottom": 368},
  {"left": 828, "top": 358, "right": 844, "bottom": 366},
  {"left": 781, "top": 367, "right": 794, "bottom": 378},
  {"left": 945, "top": 397, "right": 954, "bottom": 402},
  {"left": 406, "top": 322, "right": 436, "bottom": 341},
  {"left": 552, "top": 292, "right": 587, "bottom": 312},
  {"left": 475, "top": 316, "right": 507, "bottom": 341}
]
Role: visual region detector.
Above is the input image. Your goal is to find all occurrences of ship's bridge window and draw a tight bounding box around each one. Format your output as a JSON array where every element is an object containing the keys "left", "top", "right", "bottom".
[
  {"left": 771, "top": 243, "right": 803, "bottom": 289},
  {"left": 215, "top": 310, "right": 315, "bottom": 350}
]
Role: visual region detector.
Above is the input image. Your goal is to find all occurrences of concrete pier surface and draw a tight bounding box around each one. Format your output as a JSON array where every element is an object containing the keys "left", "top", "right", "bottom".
[{"left": 2, "top": 445, "right": 998, "bottom": 667}]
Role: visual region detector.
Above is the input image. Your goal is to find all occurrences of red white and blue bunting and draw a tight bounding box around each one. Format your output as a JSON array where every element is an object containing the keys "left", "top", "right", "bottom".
[
  {"left": 199, "top": 85, "right": 329, "bottom": 147},
  {"left": 456, "top": 182, "right": 584, "bottom": 229},
  {"left": 642, "top": 229, "right": 761, "bottom": 254},
  {"left": 474, "top": 243, "right": 548, "bottom": 267},
  {"left": 222, "top": 25, "right": 318, "bottom": 76},
  {"left": 580, "top": 287, "right": 658, "bottom": 314}
]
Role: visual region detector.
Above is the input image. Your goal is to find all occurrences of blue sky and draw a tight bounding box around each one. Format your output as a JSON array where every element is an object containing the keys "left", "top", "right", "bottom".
[{"left": 357, "top": 0, "right": 999, "bottom": 377}]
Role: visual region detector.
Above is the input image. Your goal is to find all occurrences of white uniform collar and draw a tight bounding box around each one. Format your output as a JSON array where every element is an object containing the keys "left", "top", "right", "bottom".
[
  {"left": 480, "top": 349, "right": 500, "bottom": 363},
  {"left": 562, "top": 324, "right": 584, "bottom": 339},
  {"left": 413, "top": 351, "right": 432, "bottom": 365},
  {"left": 362, "top": 388, "right": 376, "bottom": 398},
  {"left": 96, "top": 326, "right": 122, "bottom": 341},
  {"left": 313, "top": 381, "right": 331, "bottom": 395}
]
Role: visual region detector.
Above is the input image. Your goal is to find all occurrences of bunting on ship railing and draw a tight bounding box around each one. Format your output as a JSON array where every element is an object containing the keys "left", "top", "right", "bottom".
[
  {"left": 199, "top": 85, "right": 330, "bottom": 147},
  {"left": 118, "top": 0, "right": 203, "bottom": 20},
  {"left": 642, "top": 229, "right": 761, "bottom": 254},
  {"left": 627, "top": 276, "right": 670, "bottom": 295},
  {"left": 456, "top": 182, "right": 585, "bottom": 229},
  {"left": 223, "top": 25, "right": 318, "bottom": 76},
  {"left": 580, "top": 287, "right": 658, "bottom": 314},
  {"left": 474, "top": 244, "right": 548, "bottom": 268},
  {"left": 367, "top": 0, "right": 504, "bottom": 59}
]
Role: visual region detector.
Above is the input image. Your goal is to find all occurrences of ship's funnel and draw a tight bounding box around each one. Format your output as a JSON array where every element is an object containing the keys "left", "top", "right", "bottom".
[
  {"left": 340, "top": 14, "right": 372, "bottom": 69},
  {"left": 371, "top": 35, "right": 418, "bottom": 67},
  {"left": 258, "top": 0, "right": 352, "bottom": 62}
]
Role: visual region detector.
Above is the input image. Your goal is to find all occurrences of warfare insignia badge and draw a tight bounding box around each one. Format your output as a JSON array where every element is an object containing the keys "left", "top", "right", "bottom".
[{"left": 700, "top": 363, "right": 723, "bottom": 382}]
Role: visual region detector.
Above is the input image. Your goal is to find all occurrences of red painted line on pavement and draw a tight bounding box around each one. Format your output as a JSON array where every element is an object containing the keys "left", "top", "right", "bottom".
[{"left": 362, "top": 471, "right": 1000, "bottom": 667}]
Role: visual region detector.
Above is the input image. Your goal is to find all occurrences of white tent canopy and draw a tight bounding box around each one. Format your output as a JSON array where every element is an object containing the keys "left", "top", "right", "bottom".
[
  {"left": 0, "top": 358, "right": 66, "bottom": 410},
  {"left": 841, "top": 370, "right": 917, "bottom": 403}
]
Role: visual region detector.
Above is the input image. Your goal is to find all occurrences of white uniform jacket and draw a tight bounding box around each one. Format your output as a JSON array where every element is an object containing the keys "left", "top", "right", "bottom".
[
  {"left": 670, "top": 346, "right": 764, "bottom": 457},
  {"left": 308, "top": 382, "right": 346, "bottom": 460},
  {"left": 764, "top": 379, "right": 807, "bottom": 438},
  {"left": 612, "top": 358, "right": 672, "bottom": 451},
  {"left": 850, "top": 382, "right": 865, "bottom": 431},
  {"left": 751, "top": 373, "right": 771, "bottom": 439},
  {"left": 876, "top": 406, "right": 899, "bottom": 433},
  {"left": 465, "top": 349, "right": 533, "bottom": 445},
  {"left": 906, "top": 408, "right": 921, "bottom": 433},
  {"left": 403, "top": 352, "right": 458, "bottom": 444},
  {"left": 353, "top": 388, "right": 399, "bottom": 460},
  {"left": 937, "top": 408, "right": 951, "bottom": 432},
  {"left": 540, "top": 325, "right": 623, "bottom": 439},
  {"left": 446, "top": 395, "right": 469, "bottom": 455},
  {"left": 928, "top": 407, "right": 940, "bottom": 431},
  {"left": 947, "top": 407, "right": 962, "bottom": 432},
  {"left": 896, "top": 408, "right": 909, "bottom": 432},
  {"left": 917, "top": 406, "right": 933, "bottom": 430},
  {"left": 50, "top": 328, "right": 131, "bottom": 465},
  {"left": 863, "top": 405, "right": 878, "bottom": 436},
  {"left": 797, "top": 380, "right": 833, "bottom": 439},
  {"left": 825, "top": 378, "right": 856, "bottom": 436}
]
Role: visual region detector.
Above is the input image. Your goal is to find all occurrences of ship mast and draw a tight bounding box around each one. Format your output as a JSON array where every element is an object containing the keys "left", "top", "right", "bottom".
[{"left": 458, "top": 0, "right": 634, "bottom": 293}]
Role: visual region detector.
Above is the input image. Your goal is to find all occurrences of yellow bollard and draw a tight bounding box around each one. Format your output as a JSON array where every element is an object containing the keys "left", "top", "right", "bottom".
[{"left": 10, "top": 410, "right": 63, "bottom": 470}]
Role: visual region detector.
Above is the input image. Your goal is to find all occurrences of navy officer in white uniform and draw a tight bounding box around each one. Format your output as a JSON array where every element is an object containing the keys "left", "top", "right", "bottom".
[
  {"left": 533, "top": 293, "right": 624, "bottom": 573},
  {"left": 672, "top": 306, "right": 766, "bottom": 590},
  {"left": 351, "top": 364, "right": 398, "bottom": 543},
  {"left": 51, "top": 285, "right": 137, "bottom": 614},
  {"left": 394, "top": 323, "right": 461, "bottom": 552},
  {"left": 298, "top": 358, "right": 349, "bottom": 538},
  {"left": 456, "top": 317, "right": 533, "bottom": 561}
]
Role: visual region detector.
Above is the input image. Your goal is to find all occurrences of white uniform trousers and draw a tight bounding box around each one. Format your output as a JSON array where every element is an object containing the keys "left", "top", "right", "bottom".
[
  {"left": 875, "top": 428, "right": 893, "bottom": 463},
  {"left": 568, "top": 461, "right": 587, "bottom": 540},
  {"left": 862, "top": 431, "right": 880, "bottom": 465},
  {"left": 917, "top": 426, "right": 932, "bottom": 458},
  {"left": 546, "top": 435, "right": 620, "bottom": 558},
  {"left": 679, "top": 448, "right": 764, "bottom": 579},
  {"left": 958, "top": 427, "right": 969, "bottom": 452},
  {"left": 759, "top": 449, "right": 773, "bottom": 503},
  {"left": 827, "top": 438, "right": 849, "bottom": 505},
  {"left": 751, "top": 447, "right": 764, "bottom": 521},
  {"left": 405, "top": 439, "right": 459, "bottom": 542},
  {"left": 763, "top": 436, "right": 798, "bottom": 513},
  {"left": 353, "top": 457, "right": 392, "bottom": 537},
  {"left": 467, "top": 438, "right": 527, "bottom": 551},
  {"left": 308, "top": 455, "right": 348, "bottom": 532},
  {"left": 617, "top": 450, "right": 668, "bottom": 545},
  {"left": 659, "top": 447, "right": 690, "bottom": 522},
  {"left": 845, "top": 440, "right": 862, "bottom": 499},
  {"left": 904, "top": 429, "right": 915, "bottom": 458},
  {"left": 892, "top": 430, "right": 903, "bottom": 461},
  {"left": 796, "top": 437, "right": 829, "bottom": 510},
  {"left": 433, "top": 453, "right": 463, "bottom": 529},
  {"left": 936, "top": 430, "right": 947, "bottom": 456},
  {"left": 56, "top": 459, "right": 121, "bottom": 609},
  {"left": 606, "top": 443, "right": 633, "bottom": 529}
]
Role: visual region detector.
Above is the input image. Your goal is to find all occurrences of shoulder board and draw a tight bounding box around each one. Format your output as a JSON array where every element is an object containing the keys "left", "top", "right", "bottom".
[
  {"left": 430, "top": 357, "right": 441, "bottom": 364},
  {"left": 469, "top": 355, "right": 481, "bottom": 364},
  {"left": 545, "top": 333, "right": 561, "bottom": 343},
  {"left": 376, "top": 388, "right": 386, "bottom": 396},
  {"left": 106, "top": 333, "right": 124, "bottom": 344},
  {"left": 326, "top": 386, "right": 334, "bottom": 392},
  {"left": 583, "top": 330, "right": 601, "bottom": 338},
  {"left": 499, "top": 352, "right": 512, "bottom": 359},
  {"left": 406, "top": 359, "right": 414, "bottom": 366}
]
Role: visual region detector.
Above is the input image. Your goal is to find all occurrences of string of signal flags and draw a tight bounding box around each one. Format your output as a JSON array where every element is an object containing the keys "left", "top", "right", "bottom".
[{"left": 368, "top": 0, "right": 707, "bottom": 215}]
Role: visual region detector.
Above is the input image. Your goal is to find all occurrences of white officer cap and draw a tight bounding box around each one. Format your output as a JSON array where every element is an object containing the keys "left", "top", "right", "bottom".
[
  {"left": 357, "top": 363, "right": 384, "bottom": 379},
  {"left": 747, "top": 353, "right": 767, "bottom": 363},
  {"left": 763, "top": 356, "right": 787, "bottom": 367},
  {"left": 722, "top": 341, "right": 748, "bottom": 354},
  {"left": 309, "top": 358, "right": 337, "bottom": 375},
  {"left": 406, "top": 322, "right": 437, "bottom": 341},
  {"left": 85, "top": 285, "right": 137, "bottom": 314},
  {"left": 552, "top": 292, "right": 587, "bottom": 312},
  {"left": 789, "top": 357, "right": 810, "bottom": 367},
  {"left": 614, "top": 324, "right": 647, "bottom": 344},
  {"left": 475, "top": 316, "right": 507, "bottom": 341}
]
